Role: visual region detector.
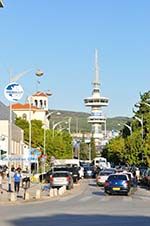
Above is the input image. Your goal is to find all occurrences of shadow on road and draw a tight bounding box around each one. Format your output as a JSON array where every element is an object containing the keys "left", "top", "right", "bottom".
[{"left": 8, "top": 214, "right": 150, "bottom": 226}]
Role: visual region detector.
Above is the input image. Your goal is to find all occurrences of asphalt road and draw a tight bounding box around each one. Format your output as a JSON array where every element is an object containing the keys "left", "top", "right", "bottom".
[{"left": 0, "top": 179, "right": 150, "bottom": 226}]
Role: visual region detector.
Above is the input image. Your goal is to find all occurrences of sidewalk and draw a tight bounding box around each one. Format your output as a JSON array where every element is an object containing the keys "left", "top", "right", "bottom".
[{"left": 0, "top": 178, "right": 50, "bottom": 204}]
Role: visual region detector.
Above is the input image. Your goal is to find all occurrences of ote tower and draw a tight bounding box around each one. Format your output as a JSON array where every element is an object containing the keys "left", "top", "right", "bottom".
[{"left": 84, "top": 49, "right": 109, "bottom": 149}]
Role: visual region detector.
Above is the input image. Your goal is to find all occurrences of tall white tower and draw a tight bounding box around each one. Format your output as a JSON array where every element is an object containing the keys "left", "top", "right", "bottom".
[{"left": 84, "top": 49, "right": 109, "bottom": 148}]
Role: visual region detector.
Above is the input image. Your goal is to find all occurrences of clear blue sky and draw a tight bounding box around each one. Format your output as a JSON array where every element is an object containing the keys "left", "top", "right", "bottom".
[{"left": 0, "top": 0, "right": 150, "bottom": 117}]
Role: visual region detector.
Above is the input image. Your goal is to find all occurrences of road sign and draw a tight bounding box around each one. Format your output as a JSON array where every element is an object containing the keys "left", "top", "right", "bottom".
[{"left": 4, "top": 82, "right": 24, "bottom": 102}]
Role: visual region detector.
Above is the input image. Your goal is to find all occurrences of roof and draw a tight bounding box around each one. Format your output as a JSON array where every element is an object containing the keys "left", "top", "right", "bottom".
[
  {"left": 11, "top": 103, "right": 41, "bottom": 111},
  {"left": 32, "top": 91, "right": 52, "bottom": 97}
]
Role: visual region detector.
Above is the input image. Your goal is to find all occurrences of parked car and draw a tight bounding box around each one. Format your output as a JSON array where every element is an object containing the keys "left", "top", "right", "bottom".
[
  {"left": 52, "top": 164, "right": 80, "bottom": 183},
  {"left": 96, "top": 169, "right": 116, "bottom": 186},
  {"left": 50, "top": 171, "right": 73, "bottom": 190},
  {"left": 104, "top": 173, "right": 131, "bottom": 195}
]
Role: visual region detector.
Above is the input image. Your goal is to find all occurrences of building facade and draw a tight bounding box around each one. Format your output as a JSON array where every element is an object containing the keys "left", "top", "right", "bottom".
[{"left": 0, "top": 101, "right": 24, "bottom": 168}]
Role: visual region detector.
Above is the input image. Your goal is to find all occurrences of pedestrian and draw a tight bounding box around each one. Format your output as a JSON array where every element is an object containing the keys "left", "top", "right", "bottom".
[
  {"left": 0, "top": 172, "right": 3, "bottom": 194},
  {"left": 14, "top": 170, "right": 22, "bottom": 193}
]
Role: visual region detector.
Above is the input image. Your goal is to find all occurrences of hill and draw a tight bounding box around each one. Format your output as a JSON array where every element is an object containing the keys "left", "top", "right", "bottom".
[{"left": 49, "top": 110, "right": 130, "bottom": 133}]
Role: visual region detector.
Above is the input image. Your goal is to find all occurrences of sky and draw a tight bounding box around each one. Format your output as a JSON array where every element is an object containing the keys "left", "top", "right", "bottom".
[{"left": 0, "top": 0, "right": 150, "bottom": 117}]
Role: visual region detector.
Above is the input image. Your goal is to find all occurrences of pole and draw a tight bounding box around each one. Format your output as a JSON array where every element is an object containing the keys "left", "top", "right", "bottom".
[
  {"left": 104, "top": 120, "right": 106, "bottom": 137},
  {"left": 29, "top": 96, "right": 32, "bottom": 175},
  {"left": 43, "top": 122, "right": 46, "bottom": 174},
  {"left": 8, "top": 102, "right": 12, "bottom": 192},
  {"left": 89, "top": 143, "right": 91, "bottom": 162},
  {"left": 68, "top": 117, "right": 72, "bottom": 134}
]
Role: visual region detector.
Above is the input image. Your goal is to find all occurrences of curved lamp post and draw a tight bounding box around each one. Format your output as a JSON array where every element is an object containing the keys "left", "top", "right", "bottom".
[
  {"left": 7, "top": 69, "right": 43, "bottom": 191},
  {"left": 134, "top": 116, "right": 143, "bottom": 139},
  {"left": 5, "top": 69, "right": 34, "bottom": 192},
  {"left": 124, "top": 124, "right": 132, "bottom": 135}
]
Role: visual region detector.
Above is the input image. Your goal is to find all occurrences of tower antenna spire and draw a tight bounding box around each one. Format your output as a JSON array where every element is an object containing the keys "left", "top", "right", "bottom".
[{"left": 93, "top": 49, "right": 100, "bottom": 89}]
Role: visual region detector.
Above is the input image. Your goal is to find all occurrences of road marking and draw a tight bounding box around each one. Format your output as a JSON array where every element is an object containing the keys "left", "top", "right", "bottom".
[{"left": 79, "top": 196, "right": 92, "bottom": 202}]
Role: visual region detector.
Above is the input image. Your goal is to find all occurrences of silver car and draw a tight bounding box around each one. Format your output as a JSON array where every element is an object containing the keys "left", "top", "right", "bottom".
[{"left": 50, "top": 171, "right": 73, "bottom": 190}]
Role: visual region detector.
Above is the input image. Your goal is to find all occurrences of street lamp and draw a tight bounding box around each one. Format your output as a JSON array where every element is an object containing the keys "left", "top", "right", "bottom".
[
  {"left": 134, "top": 116, "right": 143, "bottom": 139},
  {"left": 85, "top": 139, "right": 91, "bottom": 161},
  {"left": 27, "top": 70, "right": 44, "bottom": 175},
  {"left": 0, "top": 0, "right": 4, "bottom": 7},
  {"left": 4, "top": 69, "right": 33, "bottom": 192},
  {"left": 124, "top": 124, "right": 132, "bottom": 135},
  {"left": 43, "top": 112, "right": 59, "bottom": 168},
  {"left": 6, "top": 69, "right": 43, "bottom": 191},
  {"left": 52, "top": 120, "right": 68, "bottom": 137}
]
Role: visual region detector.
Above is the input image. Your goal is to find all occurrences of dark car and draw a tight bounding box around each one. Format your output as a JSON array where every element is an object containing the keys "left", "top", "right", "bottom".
[
  {"left": 104, "top": 173, "right": 131, "bottom": 195},
  {"left": 84, "top": 166, "right": 95, "bottom": 178}
]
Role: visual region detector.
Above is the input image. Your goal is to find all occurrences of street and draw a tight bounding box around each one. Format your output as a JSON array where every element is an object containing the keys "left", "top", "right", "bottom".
[{"left": 0, "top": 179, "right": 150, "bottom": 226}]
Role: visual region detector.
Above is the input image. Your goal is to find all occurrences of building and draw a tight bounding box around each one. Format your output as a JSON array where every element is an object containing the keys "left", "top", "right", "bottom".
[
  {"left": 11, "top": 91, "right": 52, "bottom": 128},
  {"left": 0, "top": 101, "right": 24, "bottom": 168},
  {"left": 84, "top": 49, "right": 109, "bottom": 150}
]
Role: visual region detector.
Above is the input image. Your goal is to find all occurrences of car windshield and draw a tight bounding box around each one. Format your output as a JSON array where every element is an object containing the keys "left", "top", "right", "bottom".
[{"left": 108, "top": 174, "right": 127, "bottom": 181}]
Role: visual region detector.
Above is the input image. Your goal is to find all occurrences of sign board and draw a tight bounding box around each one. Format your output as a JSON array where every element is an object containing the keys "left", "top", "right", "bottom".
[{"left": 4, "top": 82, "right": 24, "bottom": 102}]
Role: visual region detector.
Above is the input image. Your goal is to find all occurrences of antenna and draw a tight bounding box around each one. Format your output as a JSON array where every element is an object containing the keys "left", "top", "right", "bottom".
[{"left": 93, "top": 49, "right": 100, "bottom": 88}]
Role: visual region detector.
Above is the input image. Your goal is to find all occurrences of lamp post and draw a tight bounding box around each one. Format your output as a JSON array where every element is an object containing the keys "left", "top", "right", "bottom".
[
  {"left": 85, "top": 139, "right": 91, "bottom": 161},
  {"left": 27, "top": 70, "right": 44, "bottom": 175},
  {"left": 4, "top": 69, "right": 33, "bottom": 192},
  {"left": 52, "top": 120, "right": 68, "bottom": 137},
  {"left": 135, "top": 115, "right": 144, "bottom": 162},
  {"left": 43, "top": 112, "right": 55, "bottom": 171},
  {"left": 0, "top": 0, "right": 4, "bottom": 7},
  {"left": 4, "top": 69, "right": 43, "bottom": 191},
  {"left": 124, "top": 124, "right": 132, "bottom": 135},
  {"left": 135, "top": 116, "right": 143, "bottom": 139}
]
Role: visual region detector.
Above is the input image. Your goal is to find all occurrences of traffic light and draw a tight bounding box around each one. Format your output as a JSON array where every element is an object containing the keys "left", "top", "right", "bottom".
[{"left": 0, "top": 150, "right": 7, "bottom": 160}]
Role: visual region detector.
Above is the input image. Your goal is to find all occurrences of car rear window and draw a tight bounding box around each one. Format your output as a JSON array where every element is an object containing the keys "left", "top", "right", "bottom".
[
  {"left": 108, "top": 174, "right": 127, "bottom": 181},
  {"left": 53, "top": 172, "right": 69, "bottom": 177},
  {"left": 100, "top": 171, "right": 113, "bottom": 176}
]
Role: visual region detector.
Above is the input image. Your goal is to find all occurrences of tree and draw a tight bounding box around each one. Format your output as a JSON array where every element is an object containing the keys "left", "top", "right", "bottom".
[{"left": 103, "top": 90, "right": 150, "bottom": 167}]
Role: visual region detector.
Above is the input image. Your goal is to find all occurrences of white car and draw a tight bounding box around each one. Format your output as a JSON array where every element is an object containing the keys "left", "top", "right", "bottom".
[{"left": 96, "top": 169, "right": 116, "bottom": 186}]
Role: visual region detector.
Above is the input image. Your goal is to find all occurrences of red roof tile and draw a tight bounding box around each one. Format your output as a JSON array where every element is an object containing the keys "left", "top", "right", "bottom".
[{"left": 11, "top": 103, "right": 39, "bottom": 110}]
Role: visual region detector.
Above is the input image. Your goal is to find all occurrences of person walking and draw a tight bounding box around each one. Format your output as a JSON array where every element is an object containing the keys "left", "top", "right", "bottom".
[{"left": 14, "top": 170, "right": 21, "bottom": 193}]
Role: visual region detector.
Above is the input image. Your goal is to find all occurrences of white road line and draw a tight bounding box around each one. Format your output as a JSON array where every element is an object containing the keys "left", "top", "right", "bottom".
[{"left": 78, "top": 196, "right": 92, "bottom": 202}]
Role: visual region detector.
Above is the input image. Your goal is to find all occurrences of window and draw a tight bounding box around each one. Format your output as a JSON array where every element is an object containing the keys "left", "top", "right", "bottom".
[{"left": 22, "top": 113, "right": 27, "bottom": 120}]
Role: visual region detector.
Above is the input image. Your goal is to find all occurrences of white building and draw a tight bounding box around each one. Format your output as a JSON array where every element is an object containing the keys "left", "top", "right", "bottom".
[
  {"left": 11, "top": 91, "right": 52, "bottom": 128},
  {"left": 0, "top": 101, "right": 24, "bottom": 168}
]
